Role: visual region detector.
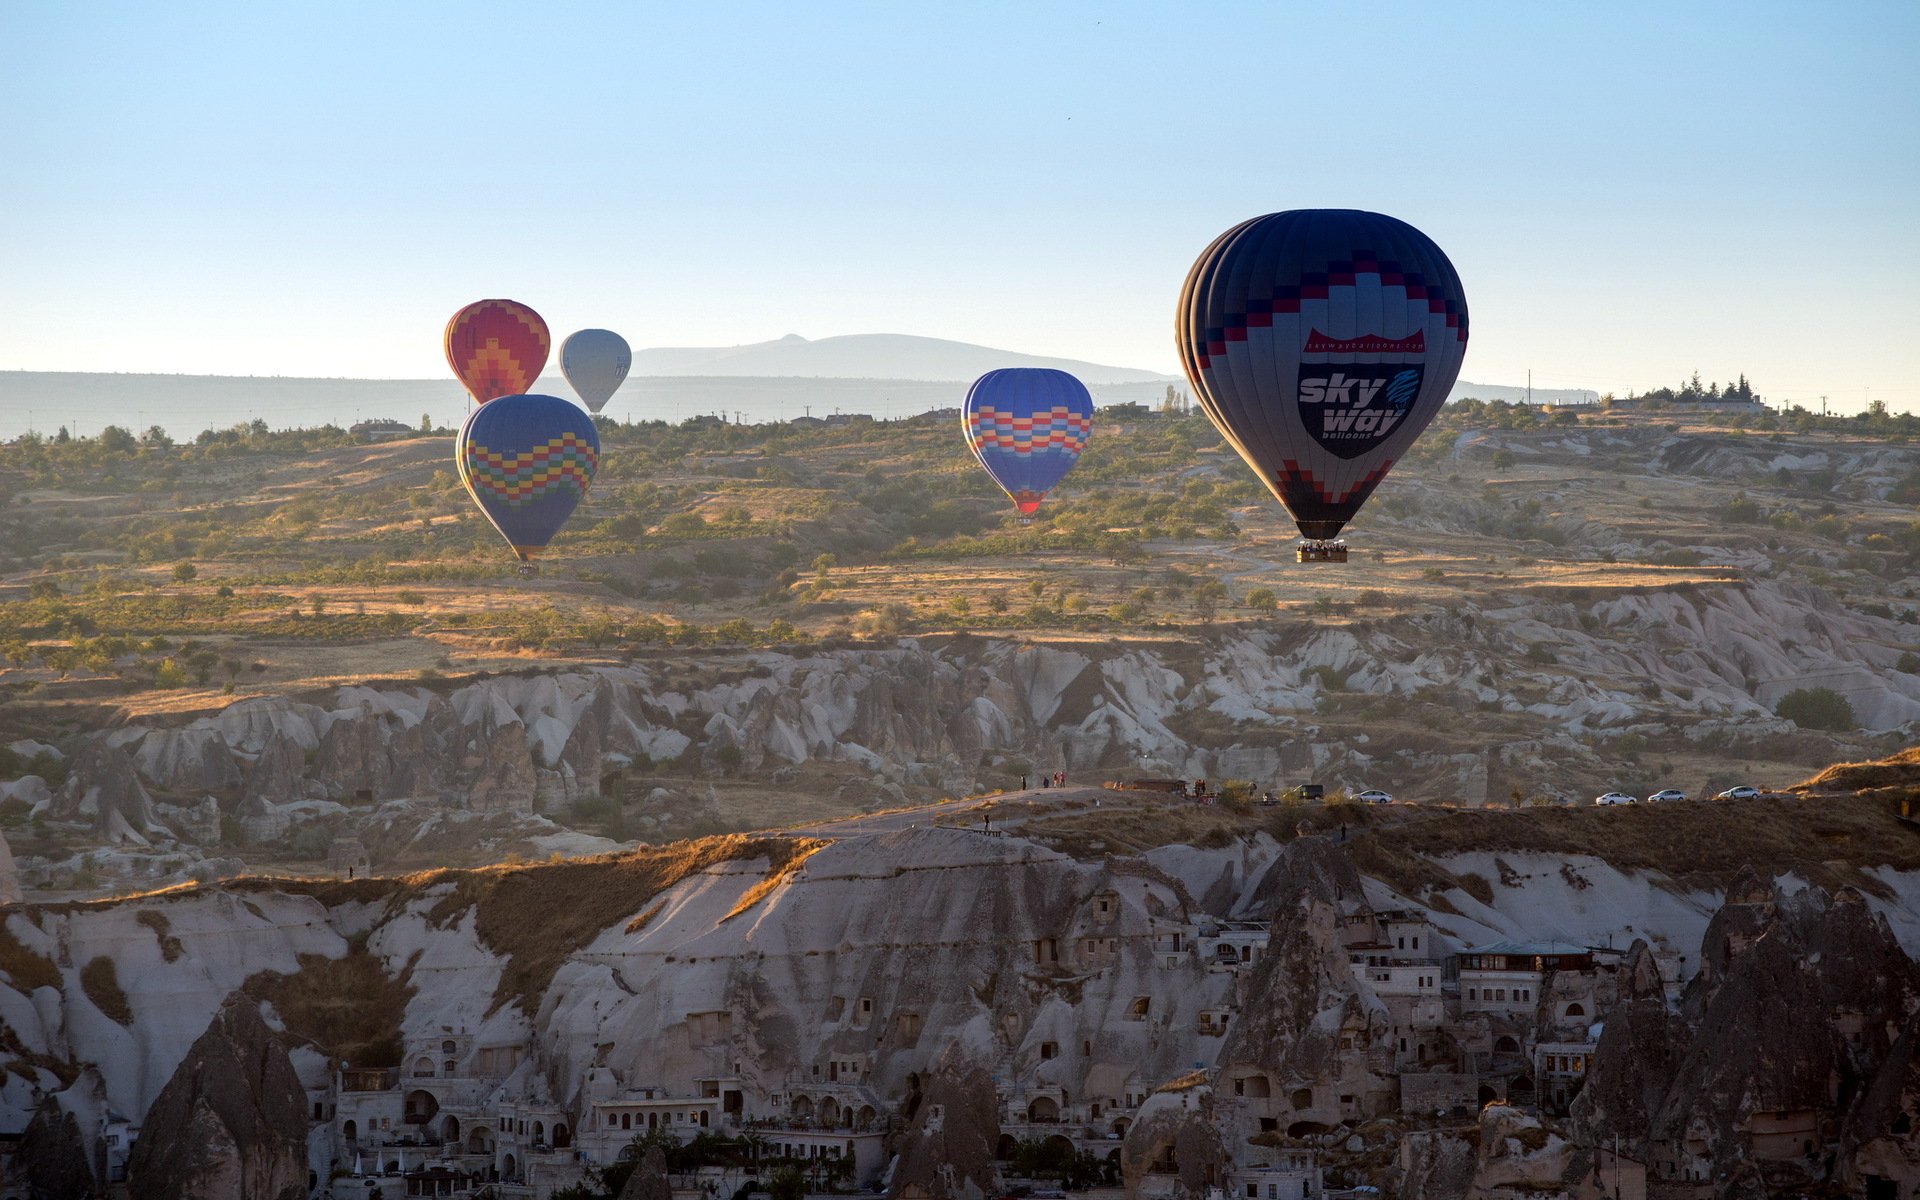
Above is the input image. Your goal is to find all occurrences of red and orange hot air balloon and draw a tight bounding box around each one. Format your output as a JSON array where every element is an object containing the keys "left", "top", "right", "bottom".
[{"left": 445, "top": 299, "right": 550, "bottom": 405}]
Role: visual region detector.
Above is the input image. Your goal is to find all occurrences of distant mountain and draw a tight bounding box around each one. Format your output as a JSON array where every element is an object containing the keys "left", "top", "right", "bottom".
[{"left": 628, "top": 333, "right": 1177, "bottom": 384}]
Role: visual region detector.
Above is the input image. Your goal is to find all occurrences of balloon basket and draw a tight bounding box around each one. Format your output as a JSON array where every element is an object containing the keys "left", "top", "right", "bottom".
[
  {"left": 516, "top": 563, "right": 541, "bottom": 579},
  {"left": 1297, "top": 540, "right": 1348, "bottom": 564}
]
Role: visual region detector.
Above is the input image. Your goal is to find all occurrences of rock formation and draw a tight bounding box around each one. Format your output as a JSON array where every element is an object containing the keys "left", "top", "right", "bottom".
[
  {"left": 0, "top": 830, "right": 20, "bottom": 904},
  {"left": 616, "top": 1146, "right": 671, "bottom": 1200},
  {"left": 56, "top": 738, "right": 158, "bottom": 842},
  {"left": 125, "top": 992, "right": 309, "bottom": 1200},
  {"left": 886, "top": 1057, "right": 1000, "bottom": 1200},
  {"left": 1573, "top": 870, "right": 1920, "bottom": 1193},
  {"left": 1120, "top": 1080, "right": 1228, "bottom": 1198}
]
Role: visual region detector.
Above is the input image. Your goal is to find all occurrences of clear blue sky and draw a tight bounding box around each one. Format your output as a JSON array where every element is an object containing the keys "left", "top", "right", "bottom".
[{"left": 4, "top": 1, "right": 1916, "bottom": 410}]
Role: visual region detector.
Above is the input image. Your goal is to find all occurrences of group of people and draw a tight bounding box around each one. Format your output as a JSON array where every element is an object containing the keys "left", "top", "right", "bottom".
[{"left": 1020, "top": 771, "right": 1068, "bottom": 790}]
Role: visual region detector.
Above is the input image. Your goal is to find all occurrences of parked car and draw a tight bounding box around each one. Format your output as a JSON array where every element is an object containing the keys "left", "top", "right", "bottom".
[
  {"left": 1355, "top": 789, "right": 1394, "bottom": 804},
  {"left": 1646, "top": 789, "right": 1687, "bottom": 803},
  {"left": 1594, "top": 792, "right": 1636, "bottom": 806},
  {"left": 1715, "top": 785, "right": 1760, "bottom": 800}
]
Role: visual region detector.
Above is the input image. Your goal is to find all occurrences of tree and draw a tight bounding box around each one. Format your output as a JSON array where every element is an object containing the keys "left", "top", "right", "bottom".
[
  {"left": 141, "top": 425, "right": 173, "bottom": 449},
  {"left": 1245, "top": 588, "right": 1277, "bottom": 612},
  {"left": 1775, "top": 687, "right": 1856, "bottom": 732},
  {"left": 171, "top": 562, "right": 197, "bottom": 583},
  {"left": 419, "top": 411, "right": 433, "bottom": 434},
  {"left": 767, "top": 1165, "right": 805, "bottom": 1200},
  {"left": 99, "top": 425, "right": 136, "bottom": 454}
]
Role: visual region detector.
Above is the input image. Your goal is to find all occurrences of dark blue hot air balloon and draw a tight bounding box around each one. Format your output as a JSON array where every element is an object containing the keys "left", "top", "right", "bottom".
[
  {"left": 457, "top": 393, "right": 600, "bottom": 562},
  {"left": 1177, "top": 209, "right": 1468, "bottom": 561},
  {"left": 963, "top": 368, "right": 1094, "bottom": 522}
]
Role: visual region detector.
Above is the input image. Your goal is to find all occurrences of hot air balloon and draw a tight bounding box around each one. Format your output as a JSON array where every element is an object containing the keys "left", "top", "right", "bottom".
[
  {"left": 445, "top": 299, "right": 550, "bottom": 406},
  {"left": 559, "top": 329, "right": 633, "bottom": 414},
  {"left": 1176, "top": 210, "right": 1468, "bottom": 562},
  {"left": 963, "top": 368, "right": 1094, "bottom": 523},
  {"left": 457, "top": 393, "right": 599, "bottom": 567}
]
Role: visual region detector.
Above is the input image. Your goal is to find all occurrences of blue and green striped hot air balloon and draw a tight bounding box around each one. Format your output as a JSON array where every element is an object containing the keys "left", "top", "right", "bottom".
[{"left": 457, "top": 393, "right": 600, "bottom": 561}]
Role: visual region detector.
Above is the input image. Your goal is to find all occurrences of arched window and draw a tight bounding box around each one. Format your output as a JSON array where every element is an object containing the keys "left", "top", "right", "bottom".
[
  {"left": 553, "top": 1124, "right": 570, "bottom": 1148},
  {"left": 442, "top": 1039, "right": 458, "bottom": 1055},
  {"left": 343, "top": 1119, "right": 358, "bottom": 1142},
  {"left": 532, "top": 1121, "right": 544, "bottom": 1143},
  {"left": 411, "top": 1056, "right": 435, "bottom": 1077},
  {"left": 1565, "top": 1002, "right": 1586, "bottom": 1018},
  {"left": 621, "top": 1113, "right": 631, "bottom": 1130}
]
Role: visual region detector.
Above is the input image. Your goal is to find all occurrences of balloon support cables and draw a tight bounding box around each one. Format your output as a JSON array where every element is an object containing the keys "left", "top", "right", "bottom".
[{"left": 1296, "top": 540, "right": 1349, "bottom": 564}]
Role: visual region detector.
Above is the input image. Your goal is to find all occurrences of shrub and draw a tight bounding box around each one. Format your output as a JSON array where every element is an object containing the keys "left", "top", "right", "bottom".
[
  {"left": 1245, "top": 588, "right": 1277, "bottom": 612},
  {"left": 1775, "top": 687, "right": 1857, "bottom": 732},
  {"left": 171, "top": 562, "right": 197, "bottom": 583}
]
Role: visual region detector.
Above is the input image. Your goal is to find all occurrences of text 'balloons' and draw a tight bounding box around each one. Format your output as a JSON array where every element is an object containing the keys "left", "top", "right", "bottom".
[{"left": 1176, "top": 209, "right": 1468, "bottom": 543}]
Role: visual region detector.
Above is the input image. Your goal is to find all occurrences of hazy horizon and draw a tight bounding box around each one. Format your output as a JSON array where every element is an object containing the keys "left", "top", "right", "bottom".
[{"left": 5, "top": 3, "right": 1916, "bottom": 415}]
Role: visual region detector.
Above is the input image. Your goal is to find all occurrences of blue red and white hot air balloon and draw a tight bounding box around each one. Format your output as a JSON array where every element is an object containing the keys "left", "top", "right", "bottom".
[{"left": 962, "top": 368, "right": 1093, "bottom": 523}]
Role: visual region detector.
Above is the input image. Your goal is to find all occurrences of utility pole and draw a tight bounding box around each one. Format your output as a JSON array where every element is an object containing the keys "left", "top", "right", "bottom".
[
  {"left": 1526, "top": 370, "right": 1532, "bottom": 406},
  {"left": 1821, "top": 395, "right": 1828, "bottom": 417}
]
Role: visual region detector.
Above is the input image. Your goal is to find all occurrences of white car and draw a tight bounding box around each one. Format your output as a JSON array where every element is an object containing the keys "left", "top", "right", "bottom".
[
  {"left": 1355, "top": 789, "right": 1394, "bottom": 804},
  {"left": 1646, "top": 789, "right": 1687, "bottom": 803},
  {"left": 1715, "top": 785, "right": 1760, "bottom": 800},
  {"left": 1594, "top": 792, "right": 1636, "bottom": 806}
]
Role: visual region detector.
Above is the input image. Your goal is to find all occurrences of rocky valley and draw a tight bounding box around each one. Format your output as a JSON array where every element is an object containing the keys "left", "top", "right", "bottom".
[{"left": 0, "top": 404, "right": 1917, "bottom": 1198}]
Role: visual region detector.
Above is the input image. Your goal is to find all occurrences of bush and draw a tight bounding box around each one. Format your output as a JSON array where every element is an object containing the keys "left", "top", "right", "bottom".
[
  {"left": 1245, "top": 588, "right": 1277, "bottom": 611},
  {"left": 171, "top": 562, "right": 197, "bottom": 583},
  {"left": 1775, "top": 687, "right": 1857, "bottom": 732}
]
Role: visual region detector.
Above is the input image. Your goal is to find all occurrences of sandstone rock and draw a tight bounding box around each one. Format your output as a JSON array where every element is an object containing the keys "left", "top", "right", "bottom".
[
  {"left": 1839, "top": 1010, "right": 1920, "bottom": 1197},
  {"left": 126, "top": 992, "right": 308, "bottom": 1200},
  {"left": 0, "top": 773, "right": 55, "bottom": 813},
  {"left": 133, "top": 727, "right": 242, "bottom": 793},
  {"left": 241, "top": 732, "right": 306, "bottom": 806},
  {"left": 453, "top": 708, "right": 536, "bottom": 813},
  {"left": 1394, "top": 1127, "right": 1477, "bottom": 1200},
  {"left": 157, "top": 795, "right": 223, "bottom": 845},
  {"left": 1573, "top": 876, "right": 1920, "bottom": 1192},
  {"left": 236, "top": 794, "right": 288, "bottom": 845},
  {"left": 19, "top": 1086, "right": 97, "bottom": 1198},
  {"left": 0, "top": 830, "right": 20, "bottom": 904},
  {"left": 886, "top": 1057, "right": 1000, "bottom": 1200},
  {"left": 1120, "top": 1081, "right": 1228, "bottom": 1198},
  {"left": 58, "top": 739, "right": 160, "bottom": 839},
  {"left": 617, "top": 1145, "right": 671, "bottom": 1200}
]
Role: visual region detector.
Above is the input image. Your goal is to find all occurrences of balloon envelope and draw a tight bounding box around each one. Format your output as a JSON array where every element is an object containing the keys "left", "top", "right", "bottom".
[
  {"left": 457, "top": 393, "right": 599, "bottom": 560},
  {"left": 1176, "top": 209, "right": 1468, "bottom": 540},
  {"left": 559, "top": 329, "right": 633, "bottom": 413},
  {"left": 445, "top": 299, "right": 550, "bottom": 405},
  {"left": 963, "top": 368, "right": 1094, "bottom": 517}
]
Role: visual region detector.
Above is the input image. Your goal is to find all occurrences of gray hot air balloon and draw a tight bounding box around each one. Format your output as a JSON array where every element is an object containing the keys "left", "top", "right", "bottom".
[{"left": 559, "top": 329, "right": 633, "bottom": 414}]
